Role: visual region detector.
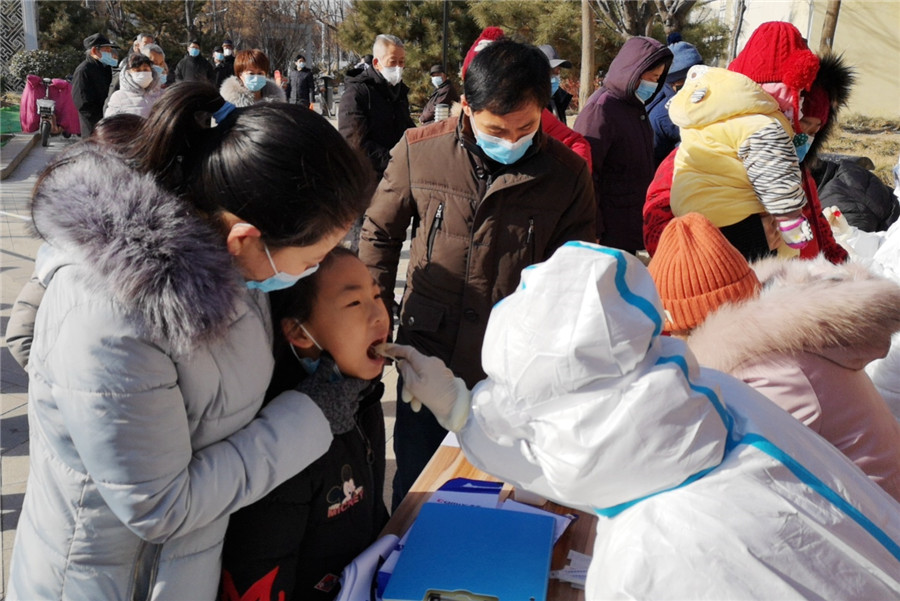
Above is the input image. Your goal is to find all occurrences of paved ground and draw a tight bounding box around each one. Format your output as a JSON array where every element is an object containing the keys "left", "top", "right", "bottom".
[{"left": 0, "top": 126, "right": 407, "bottom": 599}]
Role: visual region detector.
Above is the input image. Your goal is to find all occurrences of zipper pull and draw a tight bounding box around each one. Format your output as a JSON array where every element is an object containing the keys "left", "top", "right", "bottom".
[
  {"left": 435, "top": 202, "right": 444, "bottom": 229},
  {"left": 527, "top": 217, "right": 534, "bottom": 245}
]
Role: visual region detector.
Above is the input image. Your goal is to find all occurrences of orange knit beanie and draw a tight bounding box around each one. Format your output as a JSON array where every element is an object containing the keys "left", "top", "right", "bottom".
[{"left": 648, "top": 213, "right": 762, "bottom": 332}]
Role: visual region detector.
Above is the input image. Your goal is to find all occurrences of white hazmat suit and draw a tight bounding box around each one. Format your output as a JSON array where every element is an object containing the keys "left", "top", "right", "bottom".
[{"left": 456, "top": 241, "right": 900, "bottom": 599}]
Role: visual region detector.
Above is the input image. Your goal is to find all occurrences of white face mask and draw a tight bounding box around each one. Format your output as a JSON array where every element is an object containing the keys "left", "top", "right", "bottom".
[
  {"left": 381, "top": 65, "right": 403, "bottom": 86},
  {"left": 223, "top": 48, "right": 233, "bottom": 56},
  {"left": 131, "top": 71, "right": 153, "bottom": 89}
]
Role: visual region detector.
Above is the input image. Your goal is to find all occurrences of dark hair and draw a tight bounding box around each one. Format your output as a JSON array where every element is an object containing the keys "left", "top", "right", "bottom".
[
  {"left": 234, "top": 49, "right": 270, "bottom": 78},
  {"left": 127, "top": 53, "right": 152, "bottom": 70},
  {"left": 265, "top": 246, "right": 359, "bottom": 398},
  {"left": 214, "top": 46, "right": 224, "bottom": 53},
  {"left": 464, "top": 39, "right": 550, "bottom": 114},
  {"left": 295, "top": 54, "right": 306, "bottom": 61},
  {"left": 125, "top": 82, "right": 373, "bottom": 248},
  {"left": 91, "top": 113, "right": 144, "bottom": 148},
  {"left": 189, "top": 38, "right": 200, "bottom": 46}
]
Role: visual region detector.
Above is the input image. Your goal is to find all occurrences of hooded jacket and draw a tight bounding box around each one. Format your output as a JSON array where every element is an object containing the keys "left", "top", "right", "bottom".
[
  {"left": 458, "top": 242, "right": 900, "bottom": 599},
  {"left": 668, "top": 66, "right": 805, "bottom": 227},
  {"left": 688, "top": 256, "right": 900, "bottom": 500},
  {"left": 573, "top": 36, "right": 672, "bottom": 251},
  {"left": 219, "top": 75, "right": 286, "bottom": 108},
  {"left": 8, "top": 145, "right": 333, "bottom": 601},
  {"left": 359, "top": 113, "right": 595, "bottom": 388},
  {"left": 104, "top": 67, "right": 163, "bottom": 118},
  {"left": 338, "top": 66, "right": 415, "bottom": 177}
]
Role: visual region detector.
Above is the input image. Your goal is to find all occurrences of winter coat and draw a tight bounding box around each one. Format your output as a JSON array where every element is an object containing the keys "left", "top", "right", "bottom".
[
  {"left": 288, "top": 67, "right": 315, "bottom": 106},
  {"left": 337, "top": 67, "right": 415, "bottom": 178},
  {"left": 173, "top": 53, "right": 215, "bottom": 84},
  {"left": 688, "top": 256, "right": 900, "bottom": 501},
  {"left": 222, "top": 382, "right": 388, "bottom": 601},
  {"left": 814, "top": 159, "right": 900, "bottom": 232},
  {"left": 219, "top": 75, "right": 286, "bottom": 108},
  {"left": 548, "top": 86, "right": 572, "bottom": 125},
  {"left": 71, "top": 56, "right": 113, "bottom": 128},
  {"left": 458, "top": 242, "right": 900, "bottom": 599},
  {"left": 668, "top": 66, "right": 806, "bottom": 227},
  {"left": 7, "top": 144, "right": 333, "bottom": 601},
  {"left": 358, "top": 114, "right": 595, "bottom": 388},
  {"left": 104, "top": 68, "right": 163, "bottom": 118},
  {"left": 643, "top": 149, "right": 848, "bottom": 263},
  {"left": 573, "top": 36, "right": 672, "bottom": 251},
  {"left": 214, "top": 61, "right": 234, "bottom": 88},
  {"left": 647, "top": 83, "right": 680, "bottom": 166},
  {"left": 419, "top": 79, "right": 459, "bottom": 124}
]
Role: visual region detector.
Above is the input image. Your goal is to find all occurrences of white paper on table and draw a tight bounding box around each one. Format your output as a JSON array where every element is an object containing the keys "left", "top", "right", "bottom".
[{"left": 500, "top": 498, "right": 575, "bottom": 544}]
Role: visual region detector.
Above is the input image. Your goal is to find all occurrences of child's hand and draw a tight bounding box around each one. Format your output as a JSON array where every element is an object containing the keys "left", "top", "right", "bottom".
[{"left": 777, "top": 215, "right": 813, "bottom": 249}]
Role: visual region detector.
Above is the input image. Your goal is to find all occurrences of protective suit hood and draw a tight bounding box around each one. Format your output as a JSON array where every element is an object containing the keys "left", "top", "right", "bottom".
[{"left": 472, "top": 242, "right": 728, "bottom": 510}]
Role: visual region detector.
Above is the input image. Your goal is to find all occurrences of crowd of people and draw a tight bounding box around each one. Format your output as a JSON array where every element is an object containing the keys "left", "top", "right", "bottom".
[{"left": 6, "top": 18, "right": 900, "bottom": 601}]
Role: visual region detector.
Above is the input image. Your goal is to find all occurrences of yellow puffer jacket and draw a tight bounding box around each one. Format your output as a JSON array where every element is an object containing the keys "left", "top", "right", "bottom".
[{"left": 669, "top": 66, "right": 798, "bottom": 227}]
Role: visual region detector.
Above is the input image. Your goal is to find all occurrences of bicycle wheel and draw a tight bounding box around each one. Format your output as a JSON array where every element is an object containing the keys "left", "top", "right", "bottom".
[{"left": 40, "top": 120, "right": 51, "bottom": 147}]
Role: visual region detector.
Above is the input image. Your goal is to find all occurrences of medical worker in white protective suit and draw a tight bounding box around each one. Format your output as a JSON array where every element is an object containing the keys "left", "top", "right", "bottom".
[{"left": 383, "top": 241, "right": 900, "bottom": 599}]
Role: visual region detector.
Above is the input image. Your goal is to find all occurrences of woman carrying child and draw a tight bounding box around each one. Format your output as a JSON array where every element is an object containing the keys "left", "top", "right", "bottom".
[{"left": 221, "top": 247, "right": 391, "bottom": 601}]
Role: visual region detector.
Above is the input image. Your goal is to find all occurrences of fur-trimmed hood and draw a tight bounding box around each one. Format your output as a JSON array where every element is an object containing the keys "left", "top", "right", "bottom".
[
  {"left": 30, "top": 144, "right": 243, "bottom": 356},
  {"left": 807, "top": 53, "right": 854, "bottom": 165},
  {"left": 689, "top": 256, "right": 900, "bottom": 372},
  {"left": 219, "top": 75, "right": 286, "bottom": 108}
]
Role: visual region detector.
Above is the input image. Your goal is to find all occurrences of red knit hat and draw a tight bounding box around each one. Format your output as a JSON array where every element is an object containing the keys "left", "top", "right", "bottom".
[
  {"left": 728, "top": 21, "right": 819, "bottom": 129},
  {"left": 648, "top": 213, "right": 762, "bottom": 333},
  {"left": 802, "top": 84, "right": 830, "bottom": 123},
  {"left": 461, "top": 26, "right": 505, "bottom": 80}
]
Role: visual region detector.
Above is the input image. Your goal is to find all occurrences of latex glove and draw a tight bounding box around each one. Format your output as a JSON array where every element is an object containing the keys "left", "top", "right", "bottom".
[
  {"left": 777, "top": 215, "right": 813, "bottom": 249},
  {"left": 376, "top": 343, "right": 471, "bottom": 432}
]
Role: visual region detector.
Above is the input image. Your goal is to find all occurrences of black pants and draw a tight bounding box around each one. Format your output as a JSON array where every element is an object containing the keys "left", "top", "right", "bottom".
[
  {"left": 720, "top": 214, "right": 777, "bottom": 262},
  {"left": 391, "top": 373, "right": 448, "bottom": 510}
]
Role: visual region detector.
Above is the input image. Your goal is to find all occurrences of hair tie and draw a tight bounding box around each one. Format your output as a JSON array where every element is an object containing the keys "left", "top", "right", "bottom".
[{"left": 212, "top": 101, "right": 236, "bottom": 125}]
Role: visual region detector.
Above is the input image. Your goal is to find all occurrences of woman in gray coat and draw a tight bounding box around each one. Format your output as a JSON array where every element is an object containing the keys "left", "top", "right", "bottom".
[{"left": 7, "top": 83, "right": 372, "bottom": 601}]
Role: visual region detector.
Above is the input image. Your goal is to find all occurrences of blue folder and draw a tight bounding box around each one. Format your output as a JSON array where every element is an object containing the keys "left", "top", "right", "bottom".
[{"left": 382, "top": 502, "right": 556, "bottom": 601}]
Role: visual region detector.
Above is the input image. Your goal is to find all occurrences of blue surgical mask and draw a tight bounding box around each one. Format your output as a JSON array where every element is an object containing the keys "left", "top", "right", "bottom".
[
  {"left": 794, "top": 133, "right": 813, "bottom": 163},
  {"left": 188, "top": 47, "right": 200, "bottom": 57},
  {"left": 471, "top": 119, "right": 537, "bottom": 165},
  {"left": 152, "top": 64, "right": 167, "bottom": 84},
  {"left": 550, "top": 76, "right": 561, "bottom": 95},
  {"left": 245, "top": 242, "right": 319, "bottom": 292},
  {"left": 634, "top": 78, "right": 657, "bottom": 103},
  {"left": 214, "top": 52, "right": 224, "bottom": 61},
  {"left": 299, "top": 61, "right": 306, "bottom": 69},
  {"left": 99, "top": 51, "right": 118, "bottom": 67},
  {"left": 431, "top": 75, "right": 444, "bottom": 88},
  {"left": 243, "top": 73, "right": 266, "bottom": 92},
  {"left": 291, "top": 324, "right": 343, "bottom": 380}
]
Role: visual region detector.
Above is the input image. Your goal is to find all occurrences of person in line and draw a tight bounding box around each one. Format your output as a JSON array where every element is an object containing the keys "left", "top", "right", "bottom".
[
  {"left": 647, "top": 40, "right": 703, "bottom": 166},
  {"left": 72, "top": 33, "right": 120, "bottom": 136},
  {"left": 289, "top": 54, "right": 315, "bottom": 108},
  {"left": 173, "top": 38, "right": 215, "bottom": 84},
  {"left": 574, "top": 36, "right": 673, "bottom": 252},
  {"left": 141, "top": 43, "right": 169, "bottom": 87},
  {"left": 539, "top": 44, "right": 573, "bottom": 125},
  {"left": 212, "top": 46, "right": 230, "bottom": 88},
  {"left": 359, "top": 39, "right": 595, "bottom": 508},
  {"left": 648, "top": 212, "right": 900, "bottom": 500},
  {"left": 222, "top": 38, "right": 236, "bottom": 71},
  {"left": 6, "top": 83, "right": 373, "bottom": 601},
  {"left": 384, "top": 241, "right": 900, "bottom": 599},
  {"left": 338, "top": 34, "right": 415, "bottom": 180},
  {"left": 117, "top": 33, "right": 155, "bottom": 71},
  {"left": 419, "top": 64, "right": 459, "bottom": 125},
  {"left": 104, "top": 53, "right": 163, "bottom": 118},
  {"left": 221, "top": 248, "right": 390, "bottom": 601},
  {"left": 220, "top": 49, "right": 286, "bottom": 107}
]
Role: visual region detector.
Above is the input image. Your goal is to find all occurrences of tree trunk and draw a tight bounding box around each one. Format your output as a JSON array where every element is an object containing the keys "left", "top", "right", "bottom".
[
  {"left": 819, "top": 0, "right": 841, "bottom": 53},
  {"left": 580, "top": 0, "right": 595, "bottom": 110},
  {"left": 727, "top": 0, "right": 746, "bottom": 63}
]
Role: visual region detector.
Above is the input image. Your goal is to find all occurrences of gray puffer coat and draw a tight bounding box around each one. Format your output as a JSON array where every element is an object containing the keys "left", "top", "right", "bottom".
[
  {"left": 104, "top": 68, "right": 163, "bottom": 118},
  {"left": 8, "top": 144, "right": 333, "bottom": 601}
]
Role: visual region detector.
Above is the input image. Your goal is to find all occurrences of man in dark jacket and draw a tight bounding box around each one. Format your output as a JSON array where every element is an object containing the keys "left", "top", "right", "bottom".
[
  {"left": 338, "top": 34, "right": 415, "bottom": 179},
  {"left": 72, "top": 33, "right": 120, "bottom": 137},
  {"left": 359, "top": 40, "right": 596, "bottom": 509},
  {"left": 419, "top": 64, "right": 459, "bottom": 124},
  {"left": 173, "top": 38, "right": 214, "bottom": 84},
  {"left": 574, "top": 36, "right": 672, "bottom": 252},
  {"left": 539, "top": 44, "right": 573, "bottom": 125},
  {"left": 288, "top": 54, "right": 314, "bottom": 108},
  {"left": 212, "top": 46, "right": 232, "bottom": 88}
]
